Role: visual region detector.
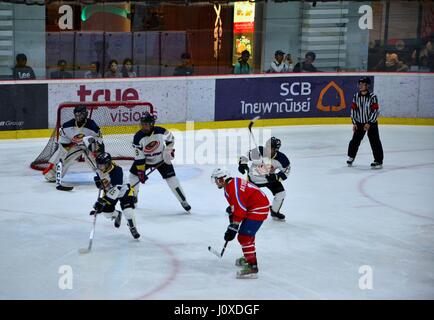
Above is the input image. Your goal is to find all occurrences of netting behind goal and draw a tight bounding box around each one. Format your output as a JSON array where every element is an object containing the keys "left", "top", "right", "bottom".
[{"left": 30, "top": 101, "right": 155, "bottom": 171}]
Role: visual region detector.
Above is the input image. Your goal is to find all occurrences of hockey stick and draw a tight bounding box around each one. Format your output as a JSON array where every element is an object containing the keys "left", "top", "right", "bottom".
[
  {"left": 79, "top": 187, "right": 102, "bottom": 254},
  {"left": 247, "top": 116, "right": 265, "bottom": 164},
  {"left": 208, "top": 241, "right": 228, "bottom": 258},
  {"left": 130, "top": 160, "right": 166, "bottom": 188}
]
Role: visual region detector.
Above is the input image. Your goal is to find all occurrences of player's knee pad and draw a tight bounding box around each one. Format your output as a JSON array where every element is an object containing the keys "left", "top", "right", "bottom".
[{"left": 237, "top": 234, "right": 255, "bottom": 246}]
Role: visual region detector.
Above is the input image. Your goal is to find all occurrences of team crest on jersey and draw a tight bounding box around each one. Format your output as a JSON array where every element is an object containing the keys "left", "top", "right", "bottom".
[
  {"left": 256, "top": 164, "right": 275, "bottom": 175},
  {"left": 71, "top": 133, "right": 85, "bottom": 144},
  {"left": 144, "top": 140, "right": 160, "bottom": 153}
]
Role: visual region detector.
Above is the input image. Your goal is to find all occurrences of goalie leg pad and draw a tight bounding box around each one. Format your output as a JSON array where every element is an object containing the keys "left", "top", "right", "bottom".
[{"left": 61, "top": 147, "right": 85, "bottom": 177}]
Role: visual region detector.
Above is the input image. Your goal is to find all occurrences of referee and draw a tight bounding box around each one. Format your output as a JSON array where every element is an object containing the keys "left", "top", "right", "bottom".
[{"left": 347, "top": 77, "right": 384, "bottom": 169}]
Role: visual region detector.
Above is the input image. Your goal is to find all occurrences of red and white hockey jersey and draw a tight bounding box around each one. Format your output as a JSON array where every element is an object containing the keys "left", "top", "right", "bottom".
[{"left": 224, "top": 177, "right": 270, "bottom": 223}]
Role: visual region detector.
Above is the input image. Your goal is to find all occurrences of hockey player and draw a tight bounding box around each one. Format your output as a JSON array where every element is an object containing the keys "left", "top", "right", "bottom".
[
  {"left": 92, "top": 152, "right": 140, "bottom": 239},
  {"left": 211, "top": 168, "right": 269, "bottom": 279},
  {"left": 43, "top": 105, "right": 104, "bottom": 186},
  {"left": 238, "top": 137, "right": 290, "bottom": 221},
  {"left": 129, "top": 112, "right": 191, "bottom": 213}
]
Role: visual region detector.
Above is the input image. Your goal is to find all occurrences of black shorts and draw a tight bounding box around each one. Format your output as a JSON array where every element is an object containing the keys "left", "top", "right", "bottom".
[
  {"left": 130, "top": 161, "right": 176, "bottom": 179},
  {"left": 251, "top": 180, "right": 284, "bottom": 195}
]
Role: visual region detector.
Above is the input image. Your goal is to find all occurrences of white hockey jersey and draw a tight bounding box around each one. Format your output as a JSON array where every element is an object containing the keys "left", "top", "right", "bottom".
[
  {"left": 59, "top": 118, "right": 102, "bottom": 147},
  {"left": 241, "top": 146, "right": 290, "bottom": 185},
  {"left": 132, "top": 126, "right": 174, "bottom": 166}
]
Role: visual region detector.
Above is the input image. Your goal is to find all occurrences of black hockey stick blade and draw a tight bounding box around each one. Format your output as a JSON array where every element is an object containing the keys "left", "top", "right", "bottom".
[
  {"left": 248, "top": 116, "right": 261, "bottom": 131},
  {"left": 56, "top": 184, "right": 74, "bottom": 191}
]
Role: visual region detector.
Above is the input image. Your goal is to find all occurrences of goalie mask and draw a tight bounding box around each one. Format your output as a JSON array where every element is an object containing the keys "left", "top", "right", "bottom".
[
  {"left": 96, "top": 152, "right": 112, "bottom": 172},
  {"left": 73, "top": 105, "right": 88, "bottom": 124}
]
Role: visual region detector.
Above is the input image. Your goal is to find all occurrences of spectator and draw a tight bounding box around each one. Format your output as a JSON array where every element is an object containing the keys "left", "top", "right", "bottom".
[
  {"left": 384, "top": 53, "right": 399, "bottom": 72},
  {"left": 396, "top": 58, "right": 409, "bottom": 72},
  {"left": 267, "top": 50, "right": 293, "bottom": 73},
  {"left": 293, "top": 51, "right": 318, "bottom": 72},
  {"left": 419, "top": 56, "right": 431, "bottom": 72},
  {"left": 234, "top": 50, "right": 251, "bottom": 74},
  {"left": 50, "top": 59, "right": 73, "bottom": 79},
  {"left": 373, "top": 52, "right": 399, "bottom": 72},
  {"left": 121, "top": 58, "right": 137, "bottom": 78},
  {"left": 84, "top": 61, "right": 102, "bottom": 79},
  {"left": 104, "top": 59, "right": 122, "bottom": 78},
  {"left": 173, "top": 53, "right": 194, "bottom": 76},
  {"left": 12, "top": 53, "right": 36, "bottom": 80}
]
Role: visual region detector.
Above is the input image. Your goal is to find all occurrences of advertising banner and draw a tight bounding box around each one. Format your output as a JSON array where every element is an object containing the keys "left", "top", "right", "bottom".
[
  {"left": 0, "top": 84, "right": 48, "bottom": 131},
  {"left": 48, "top": 78, "right": 215, "bottom": 128},
  {"left": 215, "top": 76, "right": 373, "bottom": 121}
]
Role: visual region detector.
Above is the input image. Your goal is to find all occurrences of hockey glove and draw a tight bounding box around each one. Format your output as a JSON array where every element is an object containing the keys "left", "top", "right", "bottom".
[
  {"left": 266, "top": 173, "right": 278, "bottom": 183},
  {"left": 224, "top": 222, "right": 240, "bottom": 241},
  {"left": 277, "top": 171, "right": 288, "bottom": 181},
  {"left": 137, "top": 170, "right": 148, "bottom": 184},
  {"left": 238, "top": 163, "right": 249, "bottom": 175},
  {"left": 93, "top": 198, "right": 106, "bottom": 214},
  {"left": 94, "top": 176, "right": 103, "bottom": 189}
]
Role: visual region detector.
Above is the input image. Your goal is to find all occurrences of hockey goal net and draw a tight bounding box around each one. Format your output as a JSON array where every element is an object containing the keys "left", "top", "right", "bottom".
[{"left": 30, "top": 101, "right": 155, "bottom": 171}]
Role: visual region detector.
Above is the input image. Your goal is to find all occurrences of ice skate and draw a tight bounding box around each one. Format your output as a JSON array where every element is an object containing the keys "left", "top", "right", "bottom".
[
  {"left": 270, "top": 207, "right": 285, "bottom": 221},
  {"left": 113, "top": 210, "right": 122, "bottom": 228},
  {"left": 370, "top": 161, "right": 383, "bottom": 169},
  {"left": 127, "top": 219, "right": 140, "bottom": 239},
  {"left": 347, "top": 157, "right": 354, "bottom": 167},
  {"left": 236, "top": 264, "right": 258, "bottom": 279},
  {"left": 235, "top": 257, "right": 247, "bottom": 267}
]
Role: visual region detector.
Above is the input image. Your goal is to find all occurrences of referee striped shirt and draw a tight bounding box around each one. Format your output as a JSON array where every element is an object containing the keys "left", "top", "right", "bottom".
[{"left": 350, "top": 91, "right": 380, "bottom": 124}]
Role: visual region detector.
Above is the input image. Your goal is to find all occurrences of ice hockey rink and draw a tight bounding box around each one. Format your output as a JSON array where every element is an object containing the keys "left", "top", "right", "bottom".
[{"left": 0, "top": 124, "right": 433, "bottom": 300}]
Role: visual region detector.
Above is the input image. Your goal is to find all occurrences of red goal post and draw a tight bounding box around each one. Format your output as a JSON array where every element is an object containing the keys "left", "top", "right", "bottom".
[{"left": 30, "top": 100, "right": 155, "bottom": 171}]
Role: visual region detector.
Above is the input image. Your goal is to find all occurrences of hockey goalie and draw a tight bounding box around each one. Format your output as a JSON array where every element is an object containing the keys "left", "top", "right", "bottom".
[{"left": 42, "top": 105, "right": 104, "bottom": 189}]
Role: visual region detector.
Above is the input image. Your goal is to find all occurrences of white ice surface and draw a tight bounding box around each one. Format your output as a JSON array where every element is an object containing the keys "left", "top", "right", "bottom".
[{"left": 0, "top": 125, "right": 433, "bottom": 299}]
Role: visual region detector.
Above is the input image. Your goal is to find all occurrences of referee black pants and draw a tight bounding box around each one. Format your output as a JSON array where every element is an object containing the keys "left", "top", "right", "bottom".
[{"left": 347, "top": 121, "right": 384, "bottom": 164}]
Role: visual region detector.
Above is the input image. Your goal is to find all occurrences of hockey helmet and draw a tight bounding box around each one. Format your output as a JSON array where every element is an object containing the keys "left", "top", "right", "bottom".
[
  {"left": 96, "top": 152, "right": 112, "bottom": 171},
  {"left": 267, "top": 137, "right": 281, "bottom": 150},
  {"left": 140, "top": 111, "right": 156, "bottom": 125},
  {"left": 358, "top": 77, "right": 371, "bottom": 85},
  {"left": 211, "top": 168, "right": 231, "bottom": 188},
  {"left": 73, "top": 105, "right": 88, "bottom": 123}
]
